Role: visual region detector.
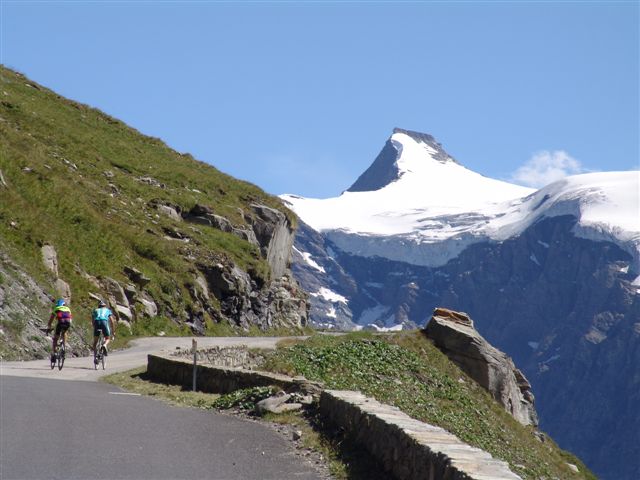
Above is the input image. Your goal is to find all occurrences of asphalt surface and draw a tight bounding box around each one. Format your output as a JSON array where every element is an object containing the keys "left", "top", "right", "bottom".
[
  {"left": 0, "top": 337, "right": 296, "bottom": 382},
  {"left": 0, "top": 337, "right": 327, "bottom": 480}
]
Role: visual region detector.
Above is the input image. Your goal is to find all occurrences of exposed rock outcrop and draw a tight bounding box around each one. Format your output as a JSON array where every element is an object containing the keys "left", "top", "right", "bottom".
[
  {"left": 424, "top": 307, "right": 538, "bottom": 426},
  {"left": 41, "top": 244, "right": 59, "bottom": 277},
  {"left": 123, "top": 266, "right": 151, "bottom": 288},
  {"left": 184, "top": 202, "right": 295, "bottom": 281},
  {"left": 249, "top": 204, "right": 294, "bottom": 279},
  {"left": 40, "top": 244, "right": 72, "bottom": 302},
  {"left": 200, "top": 262, "right": 308, "bottom": 331},
  {"left": 184, "top": 204, "right": 234, "bottom": 233},
  {"left": 0, "top": 250, "right": 82, "bottom": 360}
]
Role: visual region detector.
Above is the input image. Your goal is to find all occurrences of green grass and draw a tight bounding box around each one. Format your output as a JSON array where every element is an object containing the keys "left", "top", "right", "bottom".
[
  {"left": 103, "top": 367, "right": 223, "bottom": 409},
  {"left": 261, "top": 332, "right": 596, "bottom": 480},
  {"left": 0, "top": 66, "right": 295, "bottom": 336}
]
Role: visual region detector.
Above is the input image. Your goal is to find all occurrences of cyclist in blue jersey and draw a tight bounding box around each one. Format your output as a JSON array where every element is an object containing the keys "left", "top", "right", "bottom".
[
  {"left": 46, "top": 299, "right": 72, "bottom": 362},
  {"left": 92, "top": 300, "right": 116, "bottom": 356}
]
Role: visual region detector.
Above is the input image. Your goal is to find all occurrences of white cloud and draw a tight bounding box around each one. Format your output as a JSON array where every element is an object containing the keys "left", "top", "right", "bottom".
[{"left": 510, "top": 150, "right": 585, "bottom": 188}]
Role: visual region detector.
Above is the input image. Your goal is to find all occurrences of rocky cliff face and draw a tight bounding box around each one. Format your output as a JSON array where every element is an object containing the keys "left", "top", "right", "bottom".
[
  {"left": 291, "top": 214, "right": 639, "bottom": 479},
  {"left": 0, "top": 250, "right": 58, "bottom": 359},
  {"left": 424, "top": 308, "right": 537, "bottom": 426},
  {"left": 0, "top": 197, "right": 307, "bottom": 361}
]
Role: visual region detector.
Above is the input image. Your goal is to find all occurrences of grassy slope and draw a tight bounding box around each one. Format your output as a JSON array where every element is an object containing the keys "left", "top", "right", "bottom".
[
  {"left": 262, "top": 332, "right": 596, "bottom": 480},
  {"left": 0, "top": 66, "right": 292, "bottom": 334}
]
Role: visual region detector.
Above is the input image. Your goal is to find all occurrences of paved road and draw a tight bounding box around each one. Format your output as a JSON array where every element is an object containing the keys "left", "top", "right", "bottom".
[
  {"left": 1, "top": 376, "right": 324, "bottom": 479},
  {"left": 0, "top": 337, "right": 327, "bottom": 480},
  {"left": 0, "top": 336, "right": 296, "bottom": 381}
]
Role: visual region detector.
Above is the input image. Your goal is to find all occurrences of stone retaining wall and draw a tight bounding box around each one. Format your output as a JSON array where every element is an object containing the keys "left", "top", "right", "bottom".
[
  {"left": 320, "top": 390, "right": 522, "bottom": 480},
  {"left": 147, "top": 354, "right": 298, "bottom": 394},
  {"left": 147, "top": 354, "right": 522, "bottom": 480},
  {"left": 171, "top": 346, "right": 265, "bottom": 369}
]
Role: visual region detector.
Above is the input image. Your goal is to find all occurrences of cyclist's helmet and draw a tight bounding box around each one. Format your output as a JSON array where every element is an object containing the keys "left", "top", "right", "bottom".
[
  {"left": 56, "top": 299, "right": 66, "bottom": 307},
  {"left": 98, "top": 300, "right": 107, "bottom": 308}
]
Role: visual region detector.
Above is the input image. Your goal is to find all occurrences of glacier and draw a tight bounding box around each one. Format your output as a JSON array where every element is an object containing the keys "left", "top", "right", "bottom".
[{"left": 282, "top": 130, "right": 639, "bottom": 270}]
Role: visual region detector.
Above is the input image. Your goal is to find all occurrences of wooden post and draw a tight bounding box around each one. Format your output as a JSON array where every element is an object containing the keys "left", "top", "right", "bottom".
[{"left": 192, "top": 338, "right": 197, "bottom": 392}]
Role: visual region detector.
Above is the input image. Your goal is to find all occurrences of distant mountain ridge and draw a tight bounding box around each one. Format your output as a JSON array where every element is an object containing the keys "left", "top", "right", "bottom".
[{"left": 282, "top": 128, "right": 640, "bottom": 479}]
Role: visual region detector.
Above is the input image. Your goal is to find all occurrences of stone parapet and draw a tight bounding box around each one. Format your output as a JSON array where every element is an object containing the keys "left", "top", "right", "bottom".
[
  {"left": 319, "top": 390, "right": 522, "bottom": 480},
  {"left": 146, "top": 353, "right": 298, "bottom": 394}
]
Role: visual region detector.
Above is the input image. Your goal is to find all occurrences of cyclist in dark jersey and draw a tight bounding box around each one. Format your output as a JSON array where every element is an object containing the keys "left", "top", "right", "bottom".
[{"left": 46, "top": 299, "right": 72, "bottom": 362}]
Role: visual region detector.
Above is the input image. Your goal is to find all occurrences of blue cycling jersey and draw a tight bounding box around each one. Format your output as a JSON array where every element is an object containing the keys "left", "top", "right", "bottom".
[{"left": 92, "top": 307, "right": 112, "bottom": 322}]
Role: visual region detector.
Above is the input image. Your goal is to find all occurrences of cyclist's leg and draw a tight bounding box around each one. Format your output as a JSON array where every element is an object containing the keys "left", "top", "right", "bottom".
[
  {"left": 102, "top": 322, "right": 112, "bottom": 350},
  {"left": 60, "top": 323, "right": 69, "bottom": 352},
  {"left": 52, "top": 322, "right": 63, "bottom": 355},
  {"left": 92, "top": 321, "right": 100, "bottom": 354}
]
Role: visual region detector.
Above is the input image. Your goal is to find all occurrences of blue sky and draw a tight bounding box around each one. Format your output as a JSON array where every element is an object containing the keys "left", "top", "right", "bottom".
[{"left": 2, "top": 1, "right": 638, "bottom": 198}]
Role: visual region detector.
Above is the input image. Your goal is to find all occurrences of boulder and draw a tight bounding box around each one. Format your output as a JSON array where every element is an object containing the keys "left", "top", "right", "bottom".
[
  {"left": 188, "top": 204, "right": 213, "bottom": 216},
  {"left": 209, "top": 214, "right": 233, "bottom": 233},
  {"left": 101, "top": 277, "right": 130, "bottom": 309},
  {"left": 114, "top": 304, "right": 133, "bottom": 322},
  {"left": 123, "top": 266, "right": 151, "bottom": 287},
  {"left": 54, "top": 279, "right": 72, "bottom": 303},
  {"left": 41, "top": 244, "right": 58, "bottom": 277},
  {"left": 138, "top": 176, "right": 164, "bottom": 188},
  {"left": 423, "top": 307, "right": 538, "bottom": 426},
  {"left": 124, "top": 284, "right": 137, "bottom": 303},
  {"left": 255, "top": 392, "right": 302, "bottom": 415},
  {"left": 157, "top": 204, "right": 182, "bottom": 222},
  {"left": 184, "top": 205, "right": 234, "bottom": 233},
  {"left": 137, "top": 295, "right": 158, "bottom": 317},
  {"left": 232, "top": 228, "right": 260, "bottom": 247}
]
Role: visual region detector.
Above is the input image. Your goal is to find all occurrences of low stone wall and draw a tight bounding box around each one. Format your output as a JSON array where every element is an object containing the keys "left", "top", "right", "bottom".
[
  {"left": 172, "top": 346, "right": 265, "bottom": 369},
  {"left": 147, "top": 354, "right": 297, "bottom": 394},
  {"left": 320, "top": 390, "right": 522, "bottom": 480},
  {"left": 147, "top": 354, "right": 522, "bottom": 480}
]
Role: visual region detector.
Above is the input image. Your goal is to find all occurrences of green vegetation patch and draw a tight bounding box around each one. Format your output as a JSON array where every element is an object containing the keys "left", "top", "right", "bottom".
[
  {"left": 103, "top": 367, "right": 222, "bottom": 409},
  {"left": 211, "top": 386, "right": 277, "bottom": 410},
  {"left": 262, "top": 332, "right": 595, "bottom": 480}
]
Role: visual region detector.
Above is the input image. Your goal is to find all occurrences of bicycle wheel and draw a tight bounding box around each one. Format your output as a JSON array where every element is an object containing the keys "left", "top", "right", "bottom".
[
  {"left": 50, "top": 353, "right": 55, "bottom": 370},
  {"left": 57, "top": 344, "right": 65, "bottom": 370},
  {"left": 94, "top": 335, "right": 103, "bottom": 370},
  {"left": 101, "top": 346, "right": 106, "bottom": 370},
  {"left": 94, "top": 347, "right": 99, "bottom": 370}
]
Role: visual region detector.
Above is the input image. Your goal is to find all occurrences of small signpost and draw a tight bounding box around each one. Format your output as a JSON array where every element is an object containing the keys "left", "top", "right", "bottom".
[{"left": 192, "top": 338, "right": 197, "bottom": 392}]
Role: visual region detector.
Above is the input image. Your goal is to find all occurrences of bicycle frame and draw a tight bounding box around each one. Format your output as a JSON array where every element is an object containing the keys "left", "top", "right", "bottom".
[
  {"left": 50, "top": 335, "right": 65, "bottom": 371},
  {"left": 94, "top": 332, "right": 106, "bottom": 370}
]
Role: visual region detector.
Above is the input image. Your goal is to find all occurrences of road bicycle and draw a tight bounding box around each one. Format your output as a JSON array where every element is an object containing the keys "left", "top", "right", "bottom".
[
  {"left": 94, "top": 331, "right": 107, "bottom": 370},
  {"left": 50, "top": 333, "right": 66, "bottom": 370},
  {"left": 41, "top": 327, "right": 66, "bottom": 370}
]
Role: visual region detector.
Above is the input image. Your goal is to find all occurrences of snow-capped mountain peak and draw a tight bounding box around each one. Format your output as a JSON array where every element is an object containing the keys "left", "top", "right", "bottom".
[
  {"left": 347, "top": 128, "right": 459, "bottom": 193},
  {"left": 281, "top": 130, "right": 639, "bottom": 269}
]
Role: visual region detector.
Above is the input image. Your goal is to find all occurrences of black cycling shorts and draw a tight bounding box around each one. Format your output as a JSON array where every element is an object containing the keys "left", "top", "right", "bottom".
[{"left": 55, "top": 321, "right": 70, "bottom": 336}]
